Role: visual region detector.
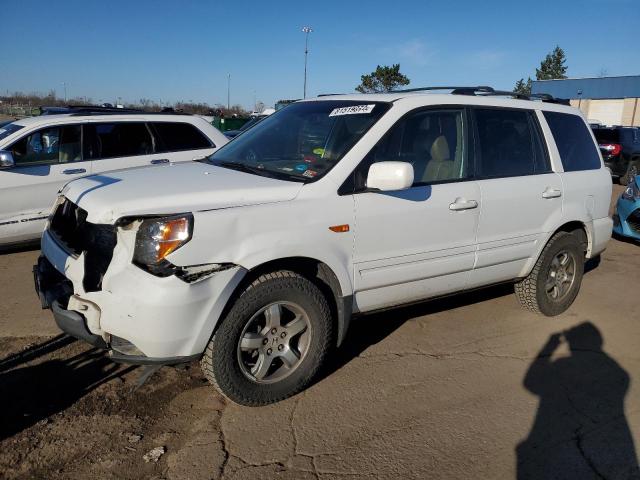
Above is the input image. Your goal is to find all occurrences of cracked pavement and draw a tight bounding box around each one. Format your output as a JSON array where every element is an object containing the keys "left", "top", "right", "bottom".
[{"left": 2, "top": 185, "right": 640, "bottom": 479}]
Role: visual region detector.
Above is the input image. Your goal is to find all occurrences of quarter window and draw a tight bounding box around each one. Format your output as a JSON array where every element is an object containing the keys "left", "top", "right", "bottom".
[
  {"left": 543, "top": 111, "right": 601, "bottom": 172},
  {"left": 83, "top": 122, "right": 153, "bottom": 160},
  {"left": 352, "top": 108, "right": 468, "bottom": 191},
  {"left": 474, "top": 108, "right": 549, "bottom": 178},
  {"left": 11, "top": 125, "right": 81, "bottom": 165},
  {"left": 151, "top": 122, "right": 213, "bottom": 152}
]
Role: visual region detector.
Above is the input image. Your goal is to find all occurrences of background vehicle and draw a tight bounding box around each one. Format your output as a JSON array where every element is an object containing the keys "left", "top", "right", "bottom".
[
  {"left": 0, "top": 107, "right": 228, "bottom": 246},
  {"left": 592, "top": 126, "right": 640, "bottom": 184},
  {"left": 223, "top": 109, "right": 274, "bottom": 139},
  {"left": 613, "top": 175, "right": 640, "bottom": 241},
  {"left": 34, "top": 87, "right": 612, "bottom": 406}
]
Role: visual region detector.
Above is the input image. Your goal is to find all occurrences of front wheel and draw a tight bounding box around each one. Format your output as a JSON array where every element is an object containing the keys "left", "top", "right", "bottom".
[
  {"left": 514, "top": 231, "right": 585, "bottom": 316},
  {"left": 200, "top": 271, "right": 333, "bottom": 406}
]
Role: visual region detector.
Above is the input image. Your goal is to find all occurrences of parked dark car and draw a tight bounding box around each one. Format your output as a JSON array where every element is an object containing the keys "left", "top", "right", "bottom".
[
  {"left": 592, "top": 126, "right": 640, "bottom": 184},
  {"left": 224, "top": 114, "right": 269, "bottom": 139}
]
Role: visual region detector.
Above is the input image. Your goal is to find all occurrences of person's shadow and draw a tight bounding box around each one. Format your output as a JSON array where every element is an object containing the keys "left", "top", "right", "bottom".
[{"left": 517, "top": 322, "right": 640, "bottom": 479}]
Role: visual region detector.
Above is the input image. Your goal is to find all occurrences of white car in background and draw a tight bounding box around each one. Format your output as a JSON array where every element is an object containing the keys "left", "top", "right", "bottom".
[{"left": 0, "top": 107, "right": 228, "bottom": 246}]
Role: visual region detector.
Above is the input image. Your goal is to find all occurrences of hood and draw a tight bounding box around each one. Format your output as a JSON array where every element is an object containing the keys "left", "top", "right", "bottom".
[{"left": 62, "top": 162, "right": 303, "bottom": 224}]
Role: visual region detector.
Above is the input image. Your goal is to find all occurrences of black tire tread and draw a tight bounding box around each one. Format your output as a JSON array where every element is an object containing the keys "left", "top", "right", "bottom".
[
  {"left": 200, "top": 270, "right": 332, "bottom": 406},
  {"left": 514, "top": 231, "right": 583, "bottom": 316}
]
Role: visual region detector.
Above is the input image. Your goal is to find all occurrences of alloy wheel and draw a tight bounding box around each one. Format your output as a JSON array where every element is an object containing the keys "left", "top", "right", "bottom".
[
  {"left": 545, "top": 250, "right": 577, "bottom": 302},
  {"left": 236, "top": 302, "right": 311, "bottom": 384}
]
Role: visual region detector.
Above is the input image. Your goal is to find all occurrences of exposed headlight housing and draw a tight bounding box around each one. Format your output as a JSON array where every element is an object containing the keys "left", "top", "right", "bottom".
[
  {"left": 125, "top": 214, "right": 193, "bottom": 274},
  {"left": 46, "top": 195, "right": 67, "bottom": 230},
  {"left": 622, "top": 181, "right": 640, "bottom": 201}
]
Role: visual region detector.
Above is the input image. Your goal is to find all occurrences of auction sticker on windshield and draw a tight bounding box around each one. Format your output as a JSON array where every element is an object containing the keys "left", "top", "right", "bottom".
[{"left": 329, "top": 104, "right": 375, "bottom": 117}]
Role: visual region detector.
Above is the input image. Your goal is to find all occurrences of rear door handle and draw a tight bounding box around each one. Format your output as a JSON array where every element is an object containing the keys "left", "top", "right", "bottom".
[
  {"left": 542, "top": 187, "right": 562, "bottom": 199},
  {"left": 62, "top": 168, "right": 86, "bottom": 175},
  {"left": 150, "top": 158, "right": 170, "bottom": 165},
  {"left": 449, "top": 198, "right": 479, "bottom": 211}
]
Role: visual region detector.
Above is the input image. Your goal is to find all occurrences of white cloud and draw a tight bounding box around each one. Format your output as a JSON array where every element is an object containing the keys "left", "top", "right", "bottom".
[
  {"left": 381, "top": 39, "right": 436, "bottom": 67},
  {"left": 468, "top": 50, "right": 507, "bottom": 69}
]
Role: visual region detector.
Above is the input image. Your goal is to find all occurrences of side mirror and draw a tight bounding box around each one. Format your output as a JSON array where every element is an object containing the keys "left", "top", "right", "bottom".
[
  {"left": 366, "top": 161, "right": 414, "bottom": 191},
  {"left": 0, "top": 151, "right": 15, "bottom": 169}
]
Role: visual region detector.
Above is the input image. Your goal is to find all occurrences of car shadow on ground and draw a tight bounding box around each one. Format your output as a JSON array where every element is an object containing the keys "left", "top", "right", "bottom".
[
  {"left": 612, "top": 231, "right": 640, "bottom": 247},
  {"left": 516, "top": 322, "right": 640, "bottom": 479},
  {"left": 322, "top": 282, "right": 515, "bottom": 381},
  {"left": 0, "top": 336, "right": 136, "bottom": 441},
  {"left": 0, "top": 240, "right": 40, "bottom": 255},
  {"left": 323, "top": 254, "right": 603, "bottom": 381}
]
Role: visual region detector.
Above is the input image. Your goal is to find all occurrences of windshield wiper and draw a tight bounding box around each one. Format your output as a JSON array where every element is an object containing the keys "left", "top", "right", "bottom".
[
  {"left": 217, "top": 161, "right": 306, "bottom": 182},
  {"left": 218, "top": 161, "right": 264, "bottom": 175}
]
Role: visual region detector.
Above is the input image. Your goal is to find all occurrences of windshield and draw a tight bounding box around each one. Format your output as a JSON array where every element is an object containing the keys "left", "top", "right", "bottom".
[
  {"left": 0, "top": 123, "right": 24, "bottom": 142},
  {"left": 207, "top": 100, "right": 390, "bottom": 182}
]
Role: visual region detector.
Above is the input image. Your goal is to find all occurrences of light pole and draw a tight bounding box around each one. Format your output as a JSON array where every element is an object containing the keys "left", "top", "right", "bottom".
[
  {"left": 227, "top": 73, "right": 231, "bottom": 111},
  {"left": 302, "top": 26, "right": 313, "bottom": 98}
]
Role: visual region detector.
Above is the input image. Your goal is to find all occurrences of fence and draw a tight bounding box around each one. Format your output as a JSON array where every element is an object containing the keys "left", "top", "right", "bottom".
[{"left": 0, "top": 103, "right": 39, "bottom": 118}]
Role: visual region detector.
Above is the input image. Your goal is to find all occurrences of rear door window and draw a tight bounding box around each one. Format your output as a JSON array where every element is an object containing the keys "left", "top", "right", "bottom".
[
  {"left": 10, "top": 125, "right": 82, "bottom": 165},
  {"left": 83, "top": 122, "right": 153, "bottom": 160},
  {"left": 150, "top": 122, "right": 213, "bottom": 152},
  {"left": 473, "top": 108, "right": 550, "bottom": 178},
  {"left": 543, "top": 111, "right": 601, "bottom": 172}
]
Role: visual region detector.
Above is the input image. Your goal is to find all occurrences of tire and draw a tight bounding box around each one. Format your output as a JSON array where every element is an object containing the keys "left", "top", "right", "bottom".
[
  {"left": 620, "top": 160, "right": 638, "bottom": 186},
  {"left": 200, "top": 271, "right": 333, "bottom": 406},
  {"left": 514, "top": 231, "right": 585, "bottom": 317}
]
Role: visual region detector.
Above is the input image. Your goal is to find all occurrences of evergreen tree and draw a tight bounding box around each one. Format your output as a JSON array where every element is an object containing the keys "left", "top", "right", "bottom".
[{"left": 356, "top": 64, "right": 410, "bottom": 93}]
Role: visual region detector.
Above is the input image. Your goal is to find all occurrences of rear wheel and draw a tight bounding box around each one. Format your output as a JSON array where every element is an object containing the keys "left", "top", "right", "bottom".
[
  {"left": 201, "top": 271, "right": 333, "bottom": 406},
  {"left": 514, "top": 232, "right": 584, "bottom": 316}
]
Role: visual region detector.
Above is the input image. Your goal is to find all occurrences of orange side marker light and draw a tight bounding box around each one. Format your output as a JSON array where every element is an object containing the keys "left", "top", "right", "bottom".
[{"left": 329, "top": 224, "right": 350, "bottom": 233}]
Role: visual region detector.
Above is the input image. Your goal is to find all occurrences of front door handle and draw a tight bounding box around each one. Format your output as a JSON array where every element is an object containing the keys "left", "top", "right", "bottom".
[
  {"left": 62, "top": 168, "right": 86, "bottom": 175},
  {"left": 449, "top": 198, "right": 479, "bottom": 211},
  {"left": 150, "top": 158, "right": 170, "bottom": 165},
  {"left": 542, "top": 187, "right": 562, "bottom": 199}
]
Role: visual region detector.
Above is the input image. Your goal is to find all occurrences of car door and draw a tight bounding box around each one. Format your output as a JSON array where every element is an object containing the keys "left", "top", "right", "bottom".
[
  {"left": 148, "top": 121, "right": 219, "bottom": 164},
  {"left": 0, "top": 123, "right": 90, "bottom": 244},
  {"left": 467, "top": 107, "right": 563, "bottom": 289},
  {"left": 350, "top": 107, "right": 481, "bottom": 312},
  {"left": 84, "top": 121, "right": 165, "bottom": 175}
]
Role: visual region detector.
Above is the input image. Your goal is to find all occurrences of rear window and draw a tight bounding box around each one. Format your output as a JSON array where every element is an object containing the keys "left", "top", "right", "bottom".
[
  {"left": 543, "top": 112, "right": 601, "bottom": 172},
  {"left": 593, "top": 128, "right": 620, "bottom": 144},
  {"left": 151, "top": 122, "right": 213, "bottom": 152}
]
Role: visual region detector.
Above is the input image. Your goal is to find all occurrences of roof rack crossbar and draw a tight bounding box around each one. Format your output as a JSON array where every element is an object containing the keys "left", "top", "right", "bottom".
[
  {"left": 390, "top": 85, "right": 572, "bottom": 104},
  {"left": 392, "top": 86, "right": 494, "bottom": 93}
]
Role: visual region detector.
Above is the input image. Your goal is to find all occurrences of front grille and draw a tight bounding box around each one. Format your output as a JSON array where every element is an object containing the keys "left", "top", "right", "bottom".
[
  {"left": 49, "top": 199, "right": 117, "bottom": 292},
  {"left": 626, "top": 209, "right": 640, "bottom": 235}
]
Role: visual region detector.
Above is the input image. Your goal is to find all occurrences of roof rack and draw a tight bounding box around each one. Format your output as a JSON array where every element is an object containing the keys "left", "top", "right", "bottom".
[
  {"left": 39, "top": 105, "right": 193, "bottom": 117},
  {"left": 391, "top": 86, "right": 570, "bottom": 104}
]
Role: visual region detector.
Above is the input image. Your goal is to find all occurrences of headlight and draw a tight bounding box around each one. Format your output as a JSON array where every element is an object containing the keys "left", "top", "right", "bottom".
[
  {"left": 131, "top": 214, "right": 193, "bottom": 267},
  {"left": 622, "top": 181, "right": 640, "bottom": 201}
]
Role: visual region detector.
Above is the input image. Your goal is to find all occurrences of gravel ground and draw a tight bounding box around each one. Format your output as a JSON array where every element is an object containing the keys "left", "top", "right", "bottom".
[{"left": 1, "top": 184, "right": 639, "bottom": 480}]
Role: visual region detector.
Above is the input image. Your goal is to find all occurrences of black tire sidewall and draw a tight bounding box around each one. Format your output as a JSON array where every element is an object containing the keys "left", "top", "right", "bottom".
[
  {"left": 211, "top": 274, "right": 331, "bottom": 405},
  {"left": 535, "top": 234, "right": 584, "bottom": 316}
]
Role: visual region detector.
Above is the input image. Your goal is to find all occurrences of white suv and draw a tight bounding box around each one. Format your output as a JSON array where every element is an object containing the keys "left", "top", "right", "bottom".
[
  {"left": 34, "top": 87, "right": 612, "bottom": 405},
  {"left": 0, "top": 108, "right": 228, "bottom": 246}
]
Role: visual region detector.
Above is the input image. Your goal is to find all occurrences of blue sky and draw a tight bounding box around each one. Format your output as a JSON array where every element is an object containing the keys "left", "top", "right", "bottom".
[{"left": 2, "top": 0, "right": 638, "bottom": 109}]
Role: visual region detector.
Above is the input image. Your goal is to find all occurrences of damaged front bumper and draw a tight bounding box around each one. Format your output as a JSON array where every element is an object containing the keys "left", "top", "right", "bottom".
[{"left": 36, "top": 218, "right": 247, "bottom": 364}]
